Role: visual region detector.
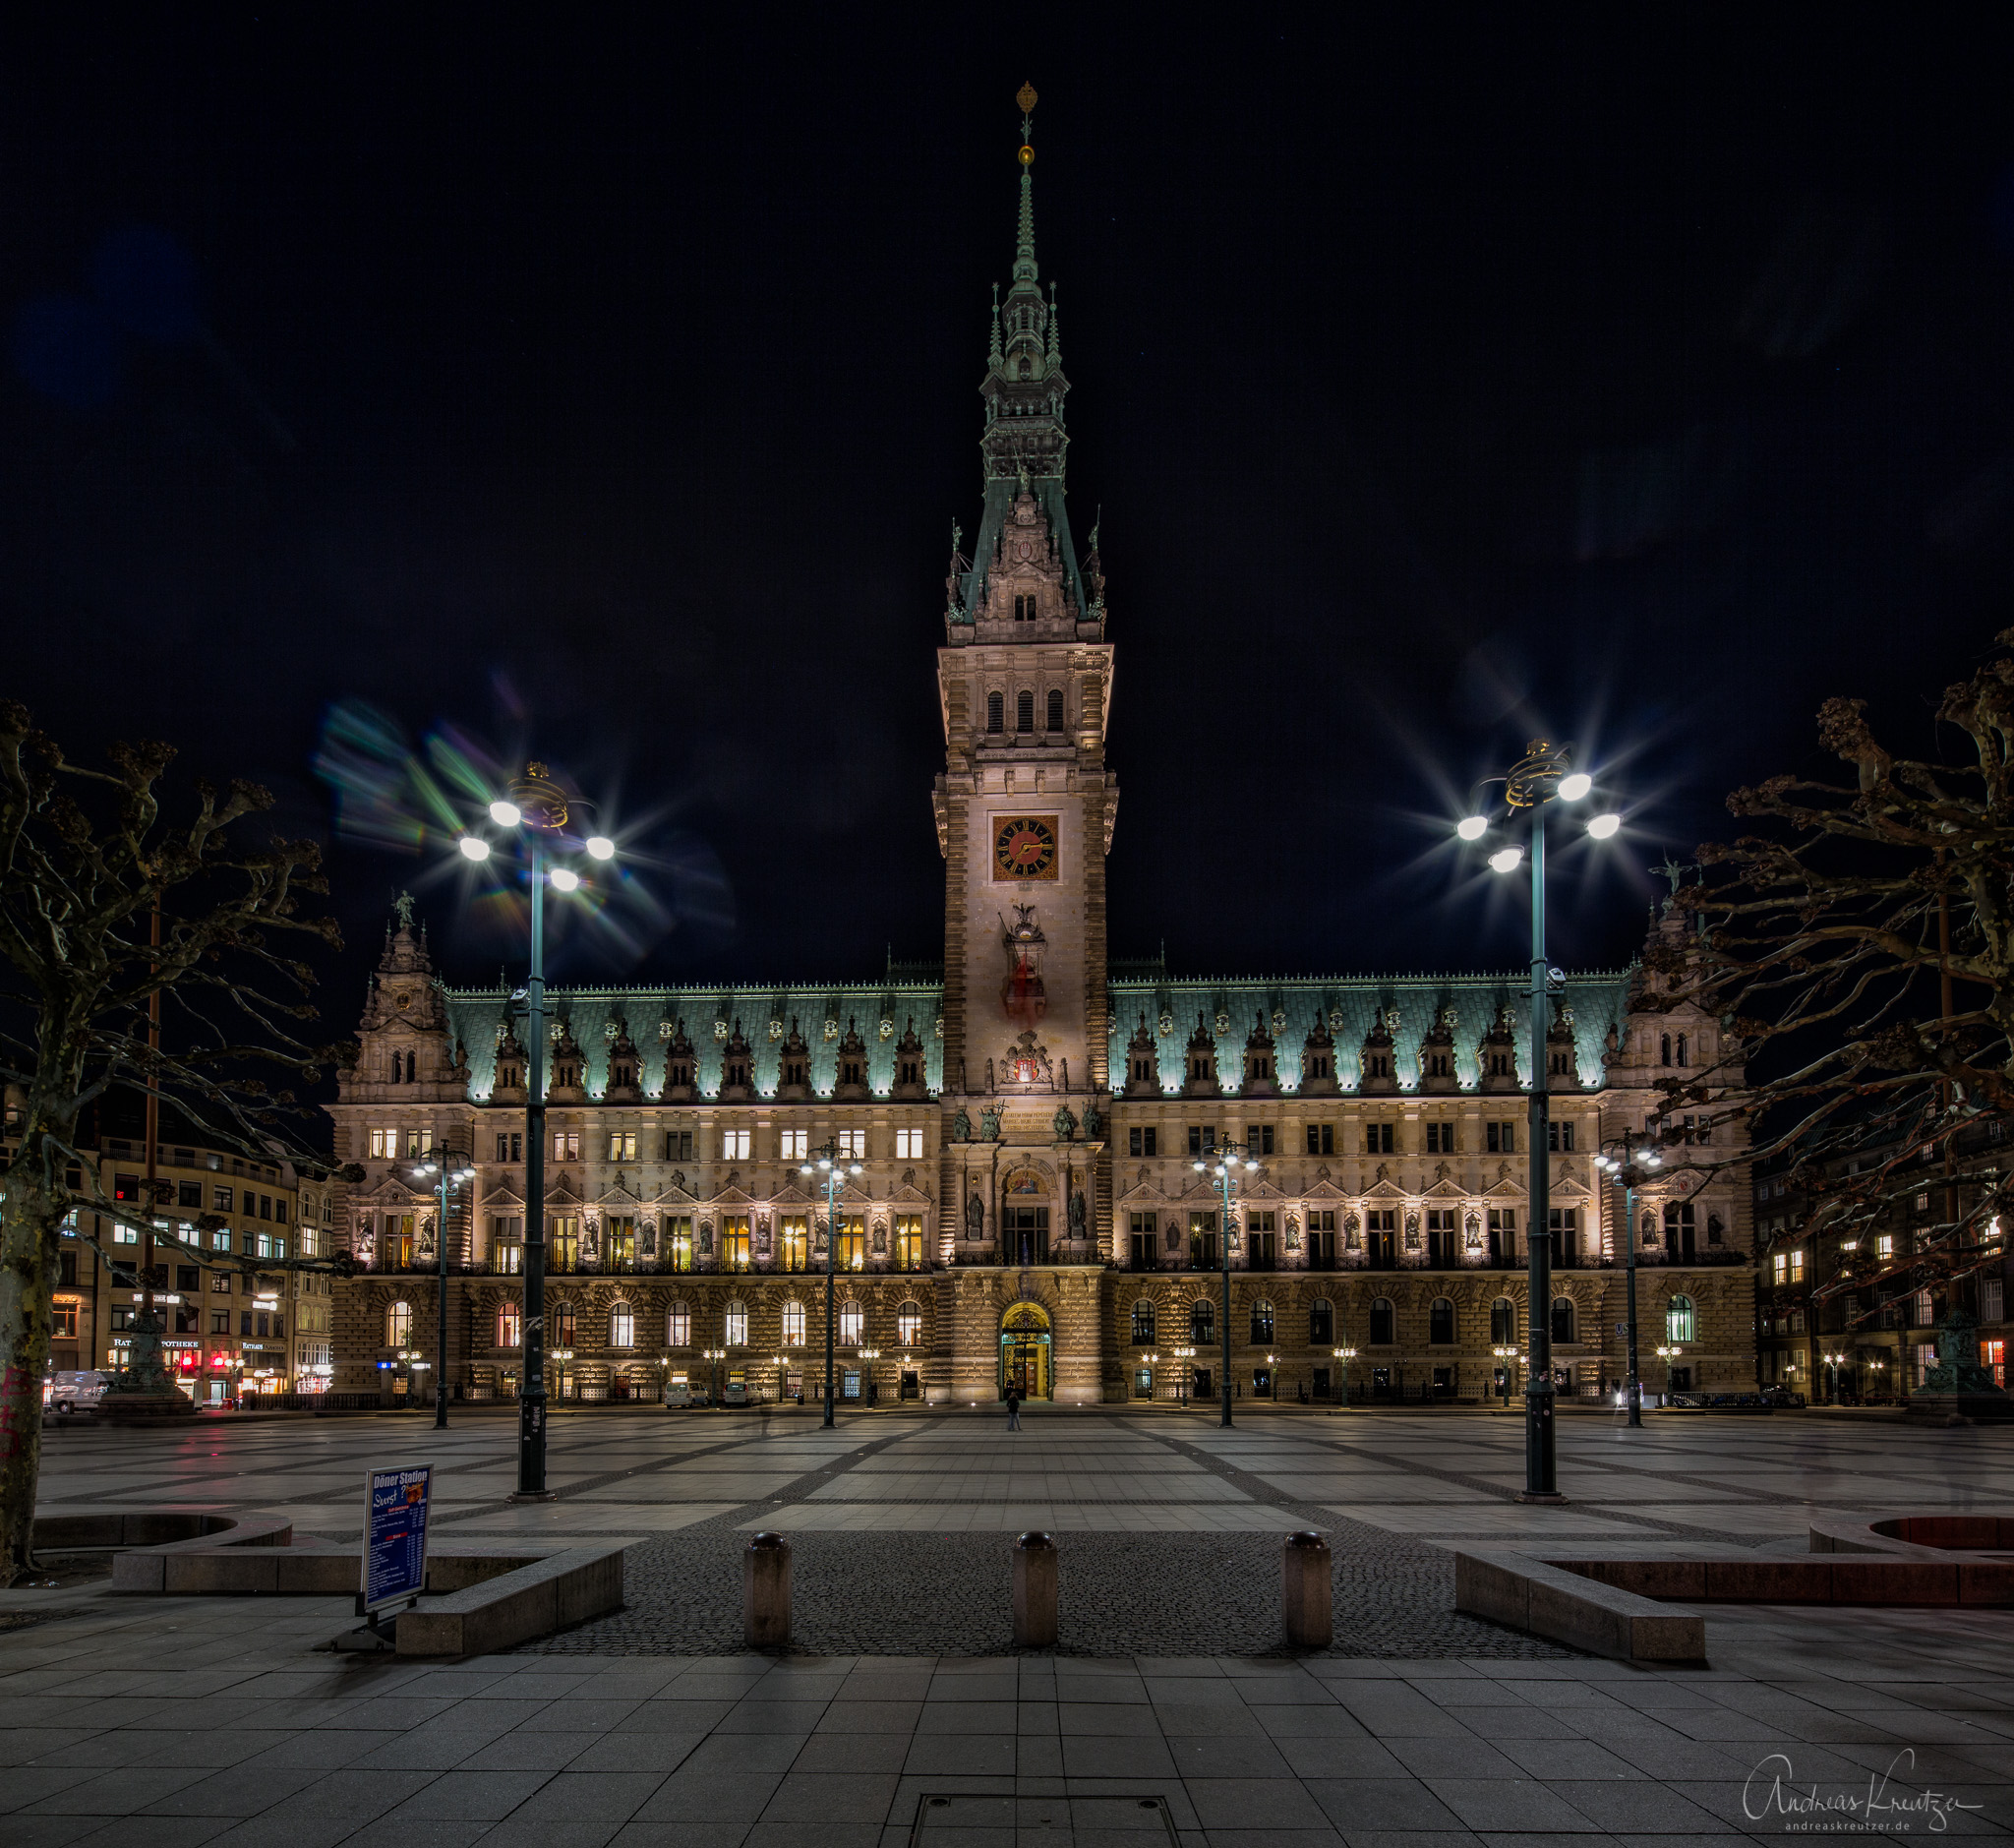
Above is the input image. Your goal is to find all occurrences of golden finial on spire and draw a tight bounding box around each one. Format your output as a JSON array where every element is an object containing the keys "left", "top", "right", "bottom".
[
  {"left": 1017, "top": 81, "right": 1037, "bottom": 113},
  {"left": 1018, "top": 81, "right": 1037, "bottom": 165}
]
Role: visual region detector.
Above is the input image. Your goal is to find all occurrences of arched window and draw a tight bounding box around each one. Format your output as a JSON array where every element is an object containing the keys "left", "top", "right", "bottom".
[
  {"left": 1551, "top": 1296, "right": 1576, "bottom": 1343},
  {"left": 1309, "top": 1298, "right": 1333, "bottom": 1343},
  {"left": 986, "top": 691, "right": 1004, "bottom": 734},
  {"left": 609, "top": 1302, "right": 634, "bottom": 1347},
  {"left": 1676, "top": 1034, "right": 1688, "bottom": 1068},
  {"left": 1131, "top": 1300, "right": 1155, "bottom": 1344},
  {"left": 781, "top": 1300, "right": 804, "bottom": 1346},
  {"left": 385, "top": 1300, "right": 412, "bottom": 1345},
  {"left": 496, "top": 1302, "right": 521, "bottom": 1347},
  {"left": 1429, "top": 1297, "right": 1455, "bottom": 1344},
  {"left": 839, "top": 1300, "right": 863, "bottom": 1344},
  {"left": 666, "top": 1301, "right": 691, "bottom": 1346},
  {"left": 1490, "top": 1297, "right": 1516, "bottom": 1343},
  {"left": 1250, "top": 1299, "right": 1274, "bottom": 1344},
  {"left": 724, "top": 1299, "right": 748, "bottom": 1346},
  {"left": 1016, "top": 689, "right": 1035, "bottom": 734},
  {"left": 1190, "top": 1299, "right": 1214, "bottom": 1343},
  {"left": 1046, "top": 688, "right": 1064, "bottom": 732},
  {"left": 555, "top": 1301, "right": 576, "bottom": 1346},
  {"left": 1667, "top": 1293, "right": 1695, "bottom": 1342},
  {"left": 1660, "top": 1033, "right": 1673, "bottom": 1067},
  {"left": 897, "top": 1300, "right": 922, "bottom": 1344},
  {"left": 1369, "top": 1297, "right": 1394, "bottom": 1344}
]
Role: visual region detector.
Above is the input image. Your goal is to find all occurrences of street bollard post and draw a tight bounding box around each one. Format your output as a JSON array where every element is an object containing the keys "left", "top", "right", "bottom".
[
  {"left": 1013, "top": 1529, "right": 1058, "bottom": 1647},
  {"left": 1281, "top": 1529, "right": 1333, "bottom": 1647},
  {"left": 743, "top": 1531, "right": 792, "bottom": 1648}
]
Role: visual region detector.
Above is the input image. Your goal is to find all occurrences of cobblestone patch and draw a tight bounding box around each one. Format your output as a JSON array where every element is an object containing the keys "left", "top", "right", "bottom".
[{"left": 517, "top": 1523, "right": 1571, "bottom": 1658}]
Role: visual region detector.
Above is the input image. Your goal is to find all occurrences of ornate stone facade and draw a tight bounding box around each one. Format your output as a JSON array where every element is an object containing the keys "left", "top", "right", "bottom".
[{"left": 324, "top": 105, "right": 1754, "bottom": 1409}]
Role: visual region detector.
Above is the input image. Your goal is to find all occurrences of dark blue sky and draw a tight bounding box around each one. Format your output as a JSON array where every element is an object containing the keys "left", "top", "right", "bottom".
[{"left": 8, "top": 10, "right": 2014, "bottom": 1008}]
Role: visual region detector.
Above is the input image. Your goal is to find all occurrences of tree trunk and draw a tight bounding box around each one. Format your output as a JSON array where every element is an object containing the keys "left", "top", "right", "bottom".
[{"left": 0, "top": 1173, "right": 60, "bottom": 1586}]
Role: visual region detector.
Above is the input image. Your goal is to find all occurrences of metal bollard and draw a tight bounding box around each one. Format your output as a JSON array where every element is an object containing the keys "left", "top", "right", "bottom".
[
  {"left": 1013, "top": 1529, "right": 1058, "bottom": 1647},
  {"left": 1281, "top": 1529, "right": 1333, "bottom": 1647},
  {"left": 743, "top": 1531, "right": 792, "bottom": 1648}
]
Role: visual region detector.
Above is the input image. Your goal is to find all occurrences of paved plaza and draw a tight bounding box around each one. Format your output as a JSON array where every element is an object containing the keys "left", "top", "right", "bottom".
[{"left": 3, "top": 1405, "right": 2013, "bottom": 1844}]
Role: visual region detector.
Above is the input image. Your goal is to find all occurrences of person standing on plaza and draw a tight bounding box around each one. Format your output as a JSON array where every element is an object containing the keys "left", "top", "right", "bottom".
[{"left": 1005, "top": 1386, "right": 1023, "bottom": 1431}]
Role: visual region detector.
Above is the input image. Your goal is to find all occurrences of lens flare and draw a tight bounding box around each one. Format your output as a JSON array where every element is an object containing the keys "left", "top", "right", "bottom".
[
  {"left": 549, "top": 866, "right": 581, "bottom": 893},
  {"left": 585, "top": 835, "right": 616, "bottom": 861},
  {"left": 1587, "top": 812, "right": 1622, "bottom": 839},
  {"left": 1488, "top": 846, "right": 1524, "bottom": 873},
  {"left": 1455, "top": 814, "right": 1489, "bottom": 841},
  {"left": 458, "top": 836, "right": 491, "bottom": 861}
]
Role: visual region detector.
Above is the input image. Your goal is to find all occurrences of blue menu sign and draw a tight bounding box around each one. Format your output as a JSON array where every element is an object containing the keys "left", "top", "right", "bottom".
[{"left": 362, "top": 1462, "right": 433, "bottom": 1611}]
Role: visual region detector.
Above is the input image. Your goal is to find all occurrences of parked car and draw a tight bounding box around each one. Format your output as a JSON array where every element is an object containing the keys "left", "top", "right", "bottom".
[{"left": 46, "top": 1370, "right": 111, "bottom": 1413}]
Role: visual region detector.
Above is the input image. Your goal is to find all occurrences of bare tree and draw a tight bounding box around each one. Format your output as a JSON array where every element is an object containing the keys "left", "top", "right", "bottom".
[
  {"left": 1650, "top": 630, "right": 2014, "bottom": 1317},
  {"left": 0, "top": 702, "right": 347, "bottom": 1583}
]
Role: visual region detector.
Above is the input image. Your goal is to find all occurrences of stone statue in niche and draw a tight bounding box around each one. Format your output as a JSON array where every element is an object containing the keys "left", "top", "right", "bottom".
[
  {"left": 640, "top": 1221, "right": 658, "bottom": 1259},
  {"left": 1052, "top": 1103, "right": 1078, "bottom": 1141},
  {"left": 952, "top": 1106, "right": 973, "bottom": 1143},
  {"left": 1068, "top": 1191, "right": 1087, "bottom": 1241},
  {"left": 871, "top": 1222, "right": 888, "bottom": 1255},
  {"left": 979, "top": 1105, "right": 1003, "bottom": 1142},
  {"left": 756, "top": 1221, "right": 771, "bottom": 1257},
  {"left": 697, "top": 1222, "right": 714, "bottom": 1256},
  {"left": 966, "top": 1194, "right": 986, "bottom": 1240},
  {"left": 1081, "top": 1100, "right": 1103, "bottom": 1139},
  {"left": 1284, "top": 1216, "right": 1301, "bottom": 1251}
]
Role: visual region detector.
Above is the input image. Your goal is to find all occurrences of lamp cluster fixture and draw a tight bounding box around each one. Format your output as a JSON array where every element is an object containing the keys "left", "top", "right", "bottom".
[
  {"left": 413, "top": 1158, "right": 478, "bottom": 1182},
  {"left": 1455, "top": 743, "right": 1622, "bottom": 870},
  {"left": 456, "top": 763, "right": 618, "bottom": 894}
]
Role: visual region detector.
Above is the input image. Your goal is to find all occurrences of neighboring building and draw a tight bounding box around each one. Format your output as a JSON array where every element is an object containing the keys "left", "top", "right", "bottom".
[
  {"left": 1753, "top": 1125, "right": 2013, "bottom": 1401},
  {"left": 324, "top": 105, "right": 1757, "bottom": 1409}
]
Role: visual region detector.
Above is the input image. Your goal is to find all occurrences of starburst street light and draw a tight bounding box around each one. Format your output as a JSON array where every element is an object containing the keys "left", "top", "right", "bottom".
[
  {"left": 800, "top": 1141, "right": 864, "bottom": 1426},
  {"left": 408, "top": 1149, "right": 479, "bottom": 1430},
  {"left": 1595, "top": 1131, "right": 1663, "bottom": 1429},
  {"left": 1451, "top": 740, "right": 1626, "bottom": 1504},
  {"left": 447, "top": 761, "right": 620, "bottom": 1502}
]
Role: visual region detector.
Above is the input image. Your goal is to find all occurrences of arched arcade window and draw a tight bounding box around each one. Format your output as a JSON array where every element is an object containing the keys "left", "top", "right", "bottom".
[
  {"left": 1131, "top": 1300, "right": 1155, "bottom": 1344},
  {"left": 1429, "top": 1298, "right": 1454, "bottom": 1344},
  {"left": 1369, "top": 1297, "right": 1394, "bottom": 1344},
  {"left": 385, "top": 1301, "right": 412, "bottom": 1346}
]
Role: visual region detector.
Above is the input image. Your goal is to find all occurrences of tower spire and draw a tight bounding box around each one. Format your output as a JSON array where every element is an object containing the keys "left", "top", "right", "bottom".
[{"left": 1014, "top": 82, "right": 1037, "bottom": 284}]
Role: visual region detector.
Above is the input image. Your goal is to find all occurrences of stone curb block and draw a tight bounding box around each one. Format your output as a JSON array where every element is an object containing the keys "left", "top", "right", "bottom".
[
  {"left": 1453, "top": 1548, "right": 1706, "bottom": 1663},
  {"left": 394, "top": 1543, "right": 625, "bottom": 1656}
]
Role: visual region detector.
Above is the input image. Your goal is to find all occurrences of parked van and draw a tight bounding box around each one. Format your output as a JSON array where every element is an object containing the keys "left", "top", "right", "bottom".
[{"left": 47, "top": 1371, "right": 110, "bottom": 1413}]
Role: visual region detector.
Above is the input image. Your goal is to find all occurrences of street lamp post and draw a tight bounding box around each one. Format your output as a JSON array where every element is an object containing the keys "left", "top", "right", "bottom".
[
  {"left": 703, "top": 1346, "right": 726, "bottom": 1405},
  {"left": 1332, "top": 1343, "right": 1357, "bottom": 1410},
  {"left": 1455, "top": 743, "right": 1622, "bottom": 1503},
  {"left": 1823, "top": 1348, "right": 1848, "bottom": 1404},
  {"left": 1655, "top": 1342, "right": 1683, "bottom": 1401},
  {"left": 456, "top": 763, "right": 618, "bottom": 1502},
  {"left": 408, "top": 1147, "right": 478, "bottom": 1430},
  {"left": 800, "top": 1140, "right": 863, "bottom": 1427},
  {"left": 859, "top": 1346, "right": 881, "bottom": 1406},
  {"left": 1173, "top": 1344, "right": 1195, "bottom": 1406},
  {"left": 1193, "top": 1137, "right": 1262, "bottom": 1427},
  {"left": 1492, "top": 1343, "right": 1517, "bottom": 1410},
  {"left": 1595, "top": 1130, "right": 1663, "bottom": 1429}
]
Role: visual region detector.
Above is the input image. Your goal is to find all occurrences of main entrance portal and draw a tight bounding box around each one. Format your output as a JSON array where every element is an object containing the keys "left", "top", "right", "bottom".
[{"left": 1000, "top": 1302, "right": 1052, "bottom": 1401}]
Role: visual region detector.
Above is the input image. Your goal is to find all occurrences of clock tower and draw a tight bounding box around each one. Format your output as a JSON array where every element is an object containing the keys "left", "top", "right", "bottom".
[{"left": 935, "top": 84, "right": 1117, "bottom": 1301}]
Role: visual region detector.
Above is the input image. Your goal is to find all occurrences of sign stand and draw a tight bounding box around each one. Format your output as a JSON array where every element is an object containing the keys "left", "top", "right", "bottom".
[{"left": 332, "top": 1461, "right": 434, "bottom": 1653}]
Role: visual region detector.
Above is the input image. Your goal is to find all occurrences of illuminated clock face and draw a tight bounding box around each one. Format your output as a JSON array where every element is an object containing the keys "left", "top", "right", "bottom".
[{"left": 994, "top": 815, "right": 1059, "bottom": 881}]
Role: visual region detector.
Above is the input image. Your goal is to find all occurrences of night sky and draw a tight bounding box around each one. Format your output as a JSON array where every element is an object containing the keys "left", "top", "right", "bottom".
[{"left": 9, "top": 12, "right": 2014, "bottom": 1019}]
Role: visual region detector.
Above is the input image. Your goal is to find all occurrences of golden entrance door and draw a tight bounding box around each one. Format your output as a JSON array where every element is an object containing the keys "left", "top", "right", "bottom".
[{"left": 999, "top": 1302, "right": 1053, "bottom": 1400}]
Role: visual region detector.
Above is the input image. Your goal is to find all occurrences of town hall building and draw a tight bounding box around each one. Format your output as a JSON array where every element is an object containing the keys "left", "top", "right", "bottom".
[{"left": 325, "top": 94, "right": 1755, "bottom": 1410}]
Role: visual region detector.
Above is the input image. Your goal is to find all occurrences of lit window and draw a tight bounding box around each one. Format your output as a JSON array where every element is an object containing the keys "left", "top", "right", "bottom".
[
  {"left": 385, "top": 1301, "right": 412, "bottom": 1345},
  {"left": 553, "top": 1130, "right": 579, "bottom": 1162},
  {"left": 897, "top": 1301, "right": 922, "bottom": 1344},
  {"left": 1667, "top": 1294, "right": 1695, "bottom": 1342},
  {"left": 781, "top": 1300, "right": 805, "bottom": 1345},
  {"left": 609, "top": 1131, "right": 637, "bottom": 1162},
  {"left": 780, "top": 1128, "right": 808, "bottom": 1161},
  {"left": 1131, "top": 1300, "right": 1155, "bottom": 1344},
  {"left": 497, "top": 1302, "right": 522, "bottom": 1347},
  {"left": 894, "top": 1214, "right": 925, "bottom": 1271},
  {"left": 666, "top": 1303, "right": 691, "bottom": 1346},
  {"left": 896, "top": 1128, "right": 924, "bottom": 1160},
  {"left": 724, "top": 1300, "right": 748, "bottom": 1346},
  {"left": 609, "top": 1303, "right": 634, "bottom": 1348},
  {"left": 722, "top": 1128, "right": 751, "bottom": 1161},
  {"left": 839, "top": 1129, "right": 865, "bottom": 1159},
  {"left": 839, "top": 1300, "right": 864, "bottom": 1344}
]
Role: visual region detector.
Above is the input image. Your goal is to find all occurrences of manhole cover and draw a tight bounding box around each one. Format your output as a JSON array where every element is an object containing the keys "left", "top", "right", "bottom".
[{"left": 912, "top": 1792, "right": 1177, "bottom": 1845}]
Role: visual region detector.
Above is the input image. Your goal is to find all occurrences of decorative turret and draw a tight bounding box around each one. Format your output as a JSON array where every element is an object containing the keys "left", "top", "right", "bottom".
[
  {"left": 548, "top": 1017, "right": 586, "bottom": 1101},
  {"left": 1181, "top": 1015, "right": 1220, "bottom": 1099},
  {"left": 659, "top": 1018, "right": 697, "bottom": 1103},
  {"left": 719, "top": 1020, "right": 754, "bottom": 1102},
  {"left": 776, "top": 1017, "right": 811, "bottom": 1100},
  {"left": 605, "top": 1013, "right": 641, "bottom": 1101},
  {"left": 340, "top": 894, "right": 455, "bottom": 1102},
  {"left": 493, "top": 1016, "right": 527, "bottom": 1099},
  {"left": 1418, "top": 1001, "right": 1459, "bottom": 1094},
  {"left": 1241, "top": 1013, "right": 1277, "bottom": 1097},
  {"left": 1477, "top": 999, "right": 1520, "bottom": 1094},
  {"left": 892, "top": 1019, "right": 928, "bottom": 1099},
  {"left": 833, "top": 1018, "right": 870, "bottom": 1101},
  {"left": 1299, "top": 1011, "right": 1338, "bottom": 1097},
  {"left": 1546, "top": 999, "right": 1583, "bottom": 1091},
  {"left": 1359, "top": 1007, "right": 1398, "bottom": 1095},
  {"left": 1122, "top": 1014, "right": 1160, "bottom": 1098}
]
